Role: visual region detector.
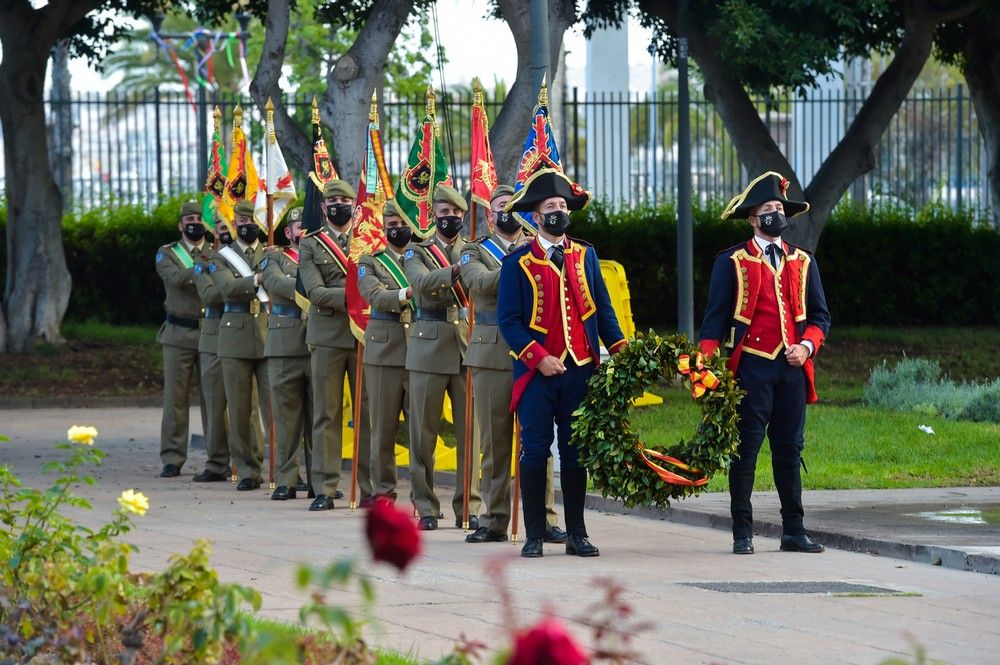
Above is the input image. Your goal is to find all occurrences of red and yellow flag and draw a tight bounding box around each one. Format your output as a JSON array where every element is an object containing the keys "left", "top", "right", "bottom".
[
  {"left": 469, "top": 79, "right": 497, "bottom": 222},
  {"left": 219, "top": 104, "right": 260, "bottom": 228},
  {"left": 347, "top": 92, "right": 393, "bottom": 339},
  {"left": 201, "top": 106, "right": 227, "bottom": 231}
]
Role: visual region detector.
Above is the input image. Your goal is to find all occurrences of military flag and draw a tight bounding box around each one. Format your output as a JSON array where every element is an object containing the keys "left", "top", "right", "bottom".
[
  {"left": 219, "top": 104, "right": 260, "bottom": 227},
  {"left": 394, "top": 86, "right": 452, "bottom": 240},
  {"left": 514, "top": 76, "right": 563, "bottom": 229},
  {"left": 469, "top": 79, "right": 498, "bottom": 232},
  {"left": 202, "top": 106, "right": 228, "bottom": 231},
  {"left": 295, "top": 98, "right": 336, "bottom": 310},
  {"left": 255, "top": 98, "right": 297, "bottom": 236},
  {"left": 346, "top": 92, "right": 394, "bottom": 339}
]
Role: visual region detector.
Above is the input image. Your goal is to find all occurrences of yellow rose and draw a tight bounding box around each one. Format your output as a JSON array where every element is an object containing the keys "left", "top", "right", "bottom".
[
  {"left": 67, "top": 425, "right": 99, "bottom": 446},
  {"left": 117, "top": 489, "right": 149, "bottom": 516}
]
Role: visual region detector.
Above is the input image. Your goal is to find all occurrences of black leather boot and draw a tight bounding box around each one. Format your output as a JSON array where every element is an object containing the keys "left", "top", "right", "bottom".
[
  {"left": 561, "top": 468, "right": 599, "bottom": 556},
  {"left": 520, "top": 466, "right": 548, "bottom": 558}
]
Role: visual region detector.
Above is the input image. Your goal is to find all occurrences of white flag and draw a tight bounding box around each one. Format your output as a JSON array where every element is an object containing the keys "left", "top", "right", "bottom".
[{"left": 254, "top": 115, "right": 297, "bottom": 231}]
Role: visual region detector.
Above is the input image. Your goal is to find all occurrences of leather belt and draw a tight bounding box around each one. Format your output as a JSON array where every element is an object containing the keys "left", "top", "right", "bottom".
[
  {"left": 370, "top": 310, "right": 400, "bottom": 321},
  {"left": 473, "top": 310, "right": 498, "bottom": 325},
  {"left": 270, "top": 304, "right": 302, "bottom": 318},
  {"left": 165, "top": 313, "right": 199, "bottom": 329},
  {"left": 202, "top": 307, "right": 221, "bottom": 320},
  {"left": 223, "top": 302, "right": 260, "bottom": 314},
  {"left": 416, "top": 307, "right": 468, "bottom": 323}
]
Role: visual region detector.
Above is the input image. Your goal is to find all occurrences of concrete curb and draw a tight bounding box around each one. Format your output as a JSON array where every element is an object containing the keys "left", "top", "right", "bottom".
[{"left": 422, "top": 468, "right": 1000, "bottom": 575}]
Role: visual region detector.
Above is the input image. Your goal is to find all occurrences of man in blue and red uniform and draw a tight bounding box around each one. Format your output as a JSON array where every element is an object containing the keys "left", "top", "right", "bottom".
[
  {"left": 700, "top": 171, "right": 831, "bottom": 555},
  {"left": 498, "top": 169, "right": 627, "bottom": 558}
]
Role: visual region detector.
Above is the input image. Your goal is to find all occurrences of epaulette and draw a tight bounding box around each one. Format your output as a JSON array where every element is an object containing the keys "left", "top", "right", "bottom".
[
  {"left": 417, "top": 237, "right": 436, "bottom": 246},
  {"left": 502, "top": 242, "right": 532, "bottom": 262},
  {"left": 567, "top": 235, "right": 593, "bottom": 247},
  {"left": 716, "top": 241, "right": 745, "bottom": 258}
]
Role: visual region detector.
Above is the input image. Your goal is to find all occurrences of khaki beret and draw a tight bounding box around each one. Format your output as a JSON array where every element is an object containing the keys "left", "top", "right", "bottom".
[
  {"left": 490, "top": 185, "right": 515, "bottom": 202},
  {"left": 433, "top": 184, "right": 468, "bottom": 212},
  {"left": 179, "top": 200, "right": 202, "bottom": 218},
  {"left": 322, "top": 179, "right": 357, "bottom": 200},
  {"left": 233, "top": 200, "right": 256, "bottom": 218},
  {"left": 287, "top": 207, "right": 304, "bottom": 223},
  {"left": 382, "top": 199, "right": 401, "bottom": 219}
]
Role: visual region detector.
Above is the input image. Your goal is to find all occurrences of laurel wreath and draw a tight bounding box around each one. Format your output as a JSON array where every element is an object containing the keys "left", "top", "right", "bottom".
[{"left": 571, "top": 331, "right": 745, "bottom": 508}]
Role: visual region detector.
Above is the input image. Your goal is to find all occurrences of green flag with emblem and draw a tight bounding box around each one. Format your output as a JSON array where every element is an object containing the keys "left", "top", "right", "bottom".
[{"left": 394, "top": 87, "right": 452, "bottom": 240}]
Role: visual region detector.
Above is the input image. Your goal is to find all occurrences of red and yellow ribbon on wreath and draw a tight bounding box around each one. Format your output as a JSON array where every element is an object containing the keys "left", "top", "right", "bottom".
[
  {"left": 637, "top": 443, "right": 709, "bottom": 487},
  {"left": 677, "top": 352, "right": 721, "bottom": 398}
]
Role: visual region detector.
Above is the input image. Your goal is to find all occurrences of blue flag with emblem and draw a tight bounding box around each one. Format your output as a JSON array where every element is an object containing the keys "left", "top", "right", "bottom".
[{"left": 513, "top": 77, "right": 563, "bottom": 230}]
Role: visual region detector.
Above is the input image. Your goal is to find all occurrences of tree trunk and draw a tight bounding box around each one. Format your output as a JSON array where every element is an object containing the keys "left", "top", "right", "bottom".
[
  {"left": 490, "top": 0, "right": 577, "bottom": 183},
  {"left": 49, "top": 40, "right": 74, "bottom": 202},
  {"left": 320, "top": 0, "right": 415, "bottom": 186},
  {"left": 961, "top": 9, "right": 1000, "bottom": 228},
  {"left": 638, "top": 0, "right": 973, "bottom": 250},
  {"left": 0, "top": 49, "right": 71, "bottom": 352}
]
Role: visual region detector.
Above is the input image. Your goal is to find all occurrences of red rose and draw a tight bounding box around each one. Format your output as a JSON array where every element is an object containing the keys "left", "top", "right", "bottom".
[
  {"left": 508, "top": 617, "right": 589, "bottom": 665},
  {"left": 365, "top": 496, "right": 422, "bottom": 572}
]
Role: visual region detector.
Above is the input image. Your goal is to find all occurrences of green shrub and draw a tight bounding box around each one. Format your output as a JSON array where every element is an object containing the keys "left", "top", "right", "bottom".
[
  {"left": 864, "top": 358, "right": 996, "bottom": 421},
  {"left": 958, "top": 379, "right": 1000, "bottom": 424}
]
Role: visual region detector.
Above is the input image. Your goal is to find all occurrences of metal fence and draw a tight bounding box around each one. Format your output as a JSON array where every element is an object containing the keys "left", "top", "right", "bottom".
[{"left": 4, "top": 85, "right": 991, "bottom": 219}]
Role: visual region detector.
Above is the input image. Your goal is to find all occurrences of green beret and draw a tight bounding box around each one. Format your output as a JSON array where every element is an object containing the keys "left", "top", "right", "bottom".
[
  {"left": 322, "top": 179, "right": 356, "bottom": 200},
  {"left": 433, "top": 184, "right": 468, "bottom": 212},
  {"left": 490, "top": 185, "right": 515, "bottom": 202},
  {"left": 287, "top": 207, "right": 304, "bottom": 224},
  {"left": 179, "top": 200, "right": 202, "bottom": 218},
  {"left": 233, "top": 200, "right": 256, "bottom": 218},
  {"left": 382, "top": 199, "right": 401, "bottom": 218}
]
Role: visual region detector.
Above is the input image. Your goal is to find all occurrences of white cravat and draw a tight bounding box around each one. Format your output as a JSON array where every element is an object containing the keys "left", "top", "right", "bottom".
[{"left": 537, "top": 233, "right": 565, "bottom": 258}]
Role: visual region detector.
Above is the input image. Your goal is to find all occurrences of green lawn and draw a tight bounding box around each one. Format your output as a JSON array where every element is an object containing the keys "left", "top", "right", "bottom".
[{"left": 631, "top": 387, "right": 1000, "bottom": 491}]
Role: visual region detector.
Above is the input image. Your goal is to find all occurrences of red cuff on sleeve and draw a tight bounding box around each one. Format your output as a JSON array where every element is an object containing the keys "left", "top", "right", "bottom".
[
  {"left": 699, "top": 339, "right": 721, "bottom": 357},
  {"left": 517, "top": 340, "right": 547, "bottom": 370},
  {"left": 607, "top": 338, "right": 627, "bottom": 355},
  {"left": 800, "top": 325, "right": 825, "bottom": 357}
]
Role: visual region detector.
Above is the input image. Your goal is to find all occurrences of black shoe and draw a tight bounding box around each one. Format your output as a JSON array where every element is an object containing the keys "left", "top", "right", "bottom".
[
  {"left": 309, "top": 494, "right": 334, "bottom": 511},
  {"left": 780, "top": 533, "right": 825, "bottom": 553},
  {"left": 159, "top": 464, "right": 181, "bottom": 478},
  {"left": 733, "top": 537, "right": 755, "bottom": 555},
  {"left": 455, "top": 515, "right": 480, "bottom": 530},
  {"left": 192, "top": 468, "right": 227, "bottom": 482},
  {"left": 271, "top": 486, "right": 295, "bottom": 501},
  {"left": 296, "top": 477, "right": 309, "bottom": 492},
  {"left": 236, "top": 478, "right": 261, "bottom": 491},
  {"left": 417, "top": 516, "right": 438, "bottom": 531},
  {"left": 334, "top": 490, "right": 344, "bottom": 500},
  {"left": 520, "top": 537, "right": 544, "bottom": 558},
  {"left": 565, "top": 534, "right": 600, "bottom": 557},
  {"left": 465, "top": 527, "right": 508, "bottom": 543},
  {"left": 543, "top": 525, "right": 568, "bottom": 544}
]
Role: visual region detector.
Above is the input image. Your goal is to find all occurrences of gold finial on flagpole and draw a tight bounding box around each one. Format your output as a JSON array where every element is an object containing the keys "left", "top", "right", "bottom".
[
  {"left": 472, "top": 77, "right": 483, "bottom": 107},
  {"left": 538, "top": 73, "right": 549, "bottom": 107},
  {"left": 231, "top": 104, "right": 243, "bottom": 150},
  {"left": 265, "top": 97, "right": 276, "bottom": 142},
  {"left": 425, "top": 84, "right": 436, "bottom": 117},
  {"left": 212, "top": 105, "right": 222, "bottom": 133},
  {"left": 369, "top": 89, "right": 379, "bottom": 123},
  {"left": 311, "top": 96, "right": 320, "bottom": 125}
]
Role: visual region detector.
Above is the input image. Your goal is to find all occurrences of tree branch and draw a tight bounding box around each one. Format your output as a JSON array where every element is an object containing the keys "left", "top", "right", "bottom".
[{"left": 249, "top": 0, "right": 311, "bottom": 172}]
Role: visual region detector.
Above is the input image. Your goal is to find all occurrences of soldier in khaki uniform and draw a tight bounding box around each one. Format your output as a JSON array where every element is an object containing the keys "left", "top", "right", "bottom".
[
  {"left": 263, "top": 207, "right": 312, "bottom": 500},
  {"left": 191, "top": 218, "right": 232, "bottom": 483},
  {"left": 155, "top": 200, "right": 209, "bottom": 478},
  {"left": 461, "top": 186, "right": 567, "bottom": 543},
  {"left": 358, "top": 200, "right": 413, "bottom": 502},
  {"left": 404, "top": 184, "right": 480, "bottom": 531},
  {"left": 215, "top": 199, "right": 272, "bottom": 491},
  {"left": 298, "top": 179, "right": 372, "bottom": 511}
]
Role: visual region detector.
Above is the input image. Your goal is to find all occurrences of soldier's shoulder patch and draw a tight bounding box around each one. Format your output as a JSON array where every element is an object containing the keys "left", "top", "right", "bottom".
[
  {"left": 358, "top": 265, "right": 367, "bottom": 279},
  {"left": 194, "top": 264, "right": 203, "bottom": 275},
  {"left": 208, "top": 262, "right": 217, "bottom": 274},
  {"left": 155, "top": 251, "right": 164, "bottom": 263},
  {"left": 404, "top": 249, "right": 414, "bottom": 260},
  {"left": 261, "top": 257, "right": 269, "bottom": 269},
  {"left": 460, "top": 253, "right": 471, "bottom": 265}
]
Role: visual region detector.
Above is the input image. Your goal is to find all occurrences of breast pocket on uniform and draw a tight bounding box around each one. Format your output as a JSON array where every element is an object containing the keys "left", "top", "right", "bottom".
[
  {"left": 223, "top": 319, "right": 245, "bottom": 329},
  {"left": 472, "top": 327, "right": 498, "bottom": 345},
  {"left": 412, "top": 325, "right": 439, "bottom": 341},
  {"left": 365, "top": 328, "right": 389, "bottom": 345}
]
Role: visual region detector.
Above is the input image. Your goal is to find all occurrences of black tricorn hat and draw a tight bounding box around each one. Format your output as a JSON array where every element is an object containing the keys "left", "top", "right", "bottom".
[
  {"left": 504, "top": 168, "right": 592, "bottom": 213},
  {"left": 721, "top": 171, "right": 809, "bottom": 219}
]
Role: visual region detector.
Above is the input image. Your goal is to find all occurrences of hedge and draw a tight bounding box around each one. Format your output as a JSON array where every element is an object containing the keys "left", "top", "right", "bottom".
[{"left": 0, "top": 197, "right": 998, "bottom": 328}]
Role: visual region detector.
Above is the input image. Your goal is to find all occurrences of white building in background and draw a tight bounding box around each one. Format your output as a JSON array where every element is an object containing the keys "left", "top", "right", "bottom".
[{"left": 584, "top": 23, "right": 631, "bottom": 206}]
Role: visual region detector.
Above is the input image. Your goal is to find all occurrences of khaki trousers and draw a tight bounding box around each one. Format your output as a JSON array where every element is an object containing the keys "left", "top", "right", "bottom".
[
  {"left": 364, "top": 363, "right": 408, "bottom": 497},
  {"left": 198, "top": 351, "right": 230, "bottom": 475},
  {"left": 160, "top": 344, "right": 206, "bottom": 468},
  {"left": 268, "top": 355, "right": 312, "bottom": 488},
  {"left": 221, "top": 357, "right": 270, "bottom": 481}
]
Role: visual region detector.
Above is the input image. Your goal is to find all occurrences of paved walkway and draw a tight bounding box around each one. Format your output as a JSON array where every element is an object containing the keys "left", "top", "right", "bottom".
[{"left": 2, "top": 407, "right": 999, "bottom": 664}]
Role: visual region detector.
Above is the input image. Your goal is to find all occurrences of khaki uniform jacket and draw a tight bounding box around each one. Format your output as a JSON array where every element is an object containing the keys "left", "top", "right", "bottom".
[
  {"left": 460, "top": 232, "right": 521, "bottom": 371},
  {"left": 262, "top": 247, "right": 308, "bottom": 358},
  {"left": 298, "top": 230, "right": 354, "bottom": 349},
  {"left": 403, "top": 236, "right": 468, "bottom": 374},
  {"left": 155, "top": 240, "right": 206, "bottom": 350},
  {"left": 195, "top": 249, "right": 224, "bottom": 354},
  {"left": 214, "top": 241, "right": 268, "bottom": 360},
  {"left": 358, "top": 249, "right": 411, "bottom": 368}
]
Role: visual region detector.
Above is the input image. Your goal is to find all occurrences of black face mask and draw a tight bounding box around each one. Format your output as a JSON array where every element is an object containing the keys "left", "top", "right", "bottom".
[
  {"left": 385, "top": 225, "right": 412, "bottom": 249},
  {"left": 217, "top": 230, "right": 233, "bottom": 246},
  {"left": 495, "top": 211, "right": 521, "bottom": 235},
  {"left": 326, "top": 203, "right": 353, "bottom": 228},
  {"left": 237, "top": 224, "right": 260, "bottom": 244},
  {"left": 183, "top": 223, "right": 206, "bottom": 242},
  {"left": 541, "top": 210, "right": 571, "bottom": 236},
  {"left": 757, "top": 211, "right": 788, "bottom": 237},
  {"left": 436, "top": 215, "right": 463, "bottom": 239}
]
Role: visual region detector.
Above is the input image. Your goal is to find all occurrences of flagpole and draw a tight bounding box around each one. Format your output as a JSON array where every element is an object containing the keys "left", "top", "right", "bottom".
[
  {"left": 350, "top": 343, "right": 364, "bottom": 510},
  {"left": 212, "top": 106, "right": 222, "bottom": 251},
  {"left": 511, "top": 416, "right": 522, "bottom": 543},
  {"left": 263, "top": 98, "right": 277, "bottom": 490}
]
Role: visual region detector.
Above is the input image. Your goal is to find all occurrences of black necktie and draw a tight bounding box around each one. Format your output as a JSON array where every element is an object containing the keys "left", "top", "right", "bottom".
[
  {"left": 338, "top": 233, "right": 348, "bottom": 251},
  {"left": 550, "top": 244, "right": 564, "bottom": 270},
  {"left": 766, "top": 243, "right": 783, "bottom": 269}
]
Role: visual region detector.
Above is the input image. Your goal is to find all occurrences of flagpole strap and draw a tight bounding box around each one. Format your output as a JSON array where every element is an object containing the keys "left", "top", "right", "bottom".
[
  {"left": 425, "top": 243, "right": 469, "bottom": 308},
  {"left": 314, "top": 231, "right": 351, "bottom": 276}
]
